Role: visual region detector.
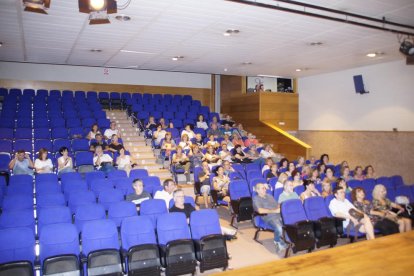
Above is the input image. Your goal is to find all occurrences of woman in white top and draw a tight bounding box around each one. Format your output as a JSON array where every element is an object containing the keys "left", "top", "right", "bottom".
[
  {"left": 260, "top": 144, "right": 282, "bottom": 163},
  {"left": 87, "top": 123, "right": 102, "bottom": 140},
  {"left": 219, "top": 143, "right": 233, "bottom": 162},
  {"left": 35, "top": 148, "right": 54, "bottom": 174},
  {"left": 116, "top": 148, "right": 132, "bottom": 176},
  {"left": 178, "top": 134, "right": 192, "bottom": 152},
  {"left": 57, "top": 147, "right": 74, "bottom": 176},
  {"left": 181, "top": 124, "right": 195, "bottom": 140},
  {"left": 196, "top": 114, "right": 209, "bottom": 130}
]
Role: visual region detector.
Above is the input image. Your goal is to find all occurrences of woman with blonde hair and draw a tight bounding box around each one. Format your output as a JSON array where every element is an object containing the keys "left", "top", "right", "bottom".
[{"left": 372, "top": 184, "right": 412, "bottom": 233}]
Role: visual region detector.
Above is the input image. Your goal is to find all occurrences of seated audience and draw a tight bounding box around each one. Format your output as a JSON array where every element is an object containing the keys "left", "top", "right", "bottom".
[
  {"left": 116, "top": 148, "right": 134, "bottom": 176},
  {"left": 247, "top": 144, "right": 262, "bottom": 164},
  {"left": 219, "top": 143, "right": 233, "bottom": 163},
  {"left": 324, "top": 167, "right": 337, "bottom": 183},
  {"left": 178, "top": 134, "right": 192, "bottom": 152},
  {"left": 197, "top": 161, "right": 212, "bottom": 207},
  {"left": 158, "top": 117, "right": 168, "bottom": 129},
  {"left": 244, "top": 133, "right": 262, "bottom": 148},
  {"left": 372, "top": 184, "right": 412, "bottom": 233},
  {"left": 34, "top": 148, "right": 53, "bottom": 174},
  {"left": 207, "top": 123, "right": 221, "bottom": 139},
  {"left": 275, "top": 172, "right": 288, "bottom": 189},
  {"left": 222, "top": 160, "right": 235, "bottom": 176},
  {"left": 220, "top": 123, "right": 233, "bottom": 137},
  {"left": 172, "top": 146, "right": 191, "bottom": 184},
  {"left": 260, "top": 144, "right": 281, "bottom": 164},
  {"left": 320, "top": 153, "right": 333, "bottom": 166},
  {"left": 89, "top": 133, "right": 108, "bottom": 152},
  {"left": 232, "top": 123, "right": 248, "bottom": 138},
  {"left": 253, "top": 183, "right": 287, "bottom": 252},
  {"left": 291, "top": 170, "right": 303, "bottom": 188},
  {"left": 329, "top": 186, "right": 375, "bottom": 240},
  {"left": 266, "top": 163, "right": 278, "bottom": 182},
  {"left": 57, "top": 147, "right": 74, "bottom": 176},
  {"left": 353, "top": 166, "right": 365, "bottom": 181},
  {"left": 340, "top": 166, "right": 353, "bottom": 182},
  {"left": 144, "top": 116, "right": 157, "bottom": 138},
  {"left": 278, "top": 158, "right": 289, "bottom": 173},
  {"left": 153, "top": 124, "right": 166, "bottom": 148},
  {"left": 261, "top": 157, "right": 274, "bottom": 174},
  {"left": 321, "top": 180, "right": 333, "bottom": 198},
  {"left": 365, "top": 165, "right": 376, "bottom": 179},
  {"left": 278, "top": 180, "right": 300, "bottom": 204},
  {"left": 86, "top": 123, "right": 101, "bottom": 140},
  {"left": 232, "top": 145, "right": 252, "bottom": 164},
  {"left": 337, "top": 178, "right": 352, "bottom": 194},
  {"left": 309, "top": 168, "right": 321, "bottom": 184},
  {"left": 154, "top": 179, "right": 177, "bottom": 209},
  {"left": 181, "top": 124, "right": 196, "bottom": 140},
  {"left": 193, "top": 133, "right": 205, "bottom": 148},
  {"left": 196, "top": 114, "right": 209, "bottom": 130},
  {"left": 300, "top": 180, "right": 321, "bottom": 201},
  {"left": 108, "top": 134, "right": 125, "bottom": 153},
  {"left": 296, "top": 156, "right": 306, "bottom": 169},
  {"left": 9, "top": 150, "right": 34, "bottom": 176},
  {"left": 231, "top": 133, "right": 245, "bottom": 148},
  {"left": 188, "top": 144, "right": 204, "bottom": 168},
  {"left": 204, "top": 145, "right": 221, "bottom": 166},
  {"left": 301, "top": 164, "right": 311, "bottom": 179},
  {"left": 126, "top": 178, "right": 152, "bottom": 208},
  {"left": 104, "top": 121, "right": 122, "bottom": 139},
  {"left": 160, "top": 132, "right": 176, "bottom": 159},
  {"left": 286, "top": 162, "right": 296, "bottom": 176},
  {"left": 221, "top": 134, "right": 234, "bottom": 150},
  {"left": 93, "top": 145, "right": 115, "bottom": 173},
  {"left": 317, "top": 163, "right": 326, "bottom": 176},
  {"left": 352, "top": 187, "right": 399, "bottom": 236},
  {"left": 213, "top": 166, "right": 230, "bottom": 202},
  {"left": 205, "top": 134, "right": 220, "bottom": 149}
]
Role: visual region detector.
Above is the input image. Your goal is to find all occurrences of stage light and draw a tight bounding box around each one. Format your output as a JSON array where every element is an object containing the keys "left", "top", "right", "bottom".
[
  {"left": 22, "top": 0, "right": 50, "bottom": 14},
  {"left": 78, "top": 0, "right": 117, "bottom": 25},
  {"left": 399, "top": 39, "right": 414, "bottom": 56}
]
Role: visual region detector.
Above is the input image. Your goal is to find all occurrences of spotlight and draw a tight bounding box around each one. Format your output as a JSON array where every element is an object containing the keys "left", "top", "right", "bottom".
[
  {"left": 78, "top": 0, "right": 117, "bottom": 25},
  {"left": 22, "top": 0, "right": 50, "bottom": 14},
  {"left": 399, "top": 39, "right": 414, "bottom": 56}
]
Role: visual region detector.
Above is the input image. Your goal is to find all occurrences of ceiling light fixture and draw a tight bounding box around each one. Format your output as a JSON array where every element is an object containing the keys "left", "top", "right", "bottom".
[
  {"left": 257, "top": 74, "right": 282, "bottom": 78},
  {"left": 309, "top": 42, "right": 323, "bottom": 46},
  {"left": 399, "top": 38, "right": 414, "bottom": 56},
  {"left": 366, "top": 52, "right": 384, "bottom": 58},
  {"left": 242, "top": 61, "right": 252, "bottom": 65},
  {"left": 115, "top": 14, "right": 131, "bottom": 21},
  {"left": 295, "top": 69, "right": 302, "bottom": 72},
  {"left": 172, "top": 56, "right": 184, "bottom": 61},
  {"left": 90, "top": 49, "right": 102, "bottom": 52},
  {"left": 120, "top": 50, "right": 155, "bottom": 55},
  {"left": 22, "top": 0, "right": 50, "bottom": 14},
  {"left": 78, "top": 0, "right": 117, "bottom": 25},
  {"left": 223, "top": 29, "right": 240, "bottom": 36}
]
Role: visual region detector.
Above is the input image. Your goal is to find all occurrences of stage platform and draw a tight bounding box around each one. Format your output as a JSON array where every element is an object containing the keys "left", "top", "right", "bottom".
[{"left": 216, "top": 231, "right": 414, "bottom": 275}]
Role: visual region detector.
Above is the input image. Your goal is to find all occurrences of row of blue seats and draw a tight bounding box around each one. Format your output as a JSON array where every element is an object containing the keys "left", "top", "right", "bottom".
[
  {"left": 0, "top": 117, "right": 111, "bottom": 131},
  {"left": 0, "top": 209, "right": 227, "bottom": 275}
]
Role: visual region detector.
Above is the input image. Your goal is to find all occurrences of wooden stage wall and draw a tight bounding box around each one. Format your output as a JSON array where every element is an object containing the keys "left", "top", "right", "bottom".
[
  {"left": 217, "top": 231, "right": 414, "bottom": 275},
  {"left": 0, "top": 79, "right": 212, "bottom": 109}
]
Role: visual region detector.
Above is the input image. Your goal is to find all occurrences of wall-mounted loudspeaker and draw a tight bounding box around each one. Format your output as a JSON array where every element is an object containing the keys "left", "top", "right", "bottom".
[{"left": 353, "top": 75, "right": 369, "bottom": 94}]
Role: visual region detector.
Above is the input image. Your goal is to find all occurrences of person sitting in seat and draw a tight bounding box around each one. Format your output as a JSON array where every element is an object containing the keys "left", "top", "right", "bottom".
[
  {"left": 158, "top": 118, "right": 168, "bottom": 130},
  {"left": 221, "top": 134, "right": 234, "bottom": 151},
  {"left": 286, "top": 162, "right": 296, "bottom": 177},
  {"left": 354, "top": 166, "right": 365, "bottom": 181},
  {"left": 266, "top": 163, "right": 278, "bottom": 182},
  {"left": 260, "top": 144, "right": 282, "bottom": 164},
  {"left": 247, "top": 144, "right": 263, "bottom": 164},
  {"left": 197, "top": 161, "right": 212, "bottom": 208},
  {"left": 154, "top": 179, "right": 177, "bottom": 209},
  {"left": 364, "top": 165, "right": 376, "bottom": 179},
  {"left": 222, "top": 160, "right": 235, "bottom": 176},
  {"left": 296, "top": 156, "right": 306, "bottom": 169},
  {"left": 205, "top": 134, "right": 220, "bottom": 149},
  {"left": 34, "top": 148, "right": 54, "bottom": 174},
  {"left": 57, "top": 147, "right": 74, "bottom": 176},
  {"left": 172, "top": 146, "right": 191, "bottom": 184},
  {"left": 93, "top": 145, "right": 115, "bottom": 173},
  {"left": 116, "top": 148, "right": 135, "bottom": 176},
  {"left": 204, "top": 145, "right": 221, "bottom": 167},
  {"left": 352, "top": 187, "right": 399, "bottom": 236},
  {"left": 320, "top": 153, "right": 333, "bottom": 166},
  {"left": 86, "top": 123, "right": 101, "bottom": 140},
  {"left": 261, "top": 157, "right": 274, "bottom": 175},
  {"left": 321, "top": 179, "right": 333, "bottom": 198},
  {"left": 89, "top": 133, "right": 108, "bottom": 152},
  {"left": 301, "top": 164, "right": 311, "bottom": 179},
  {"left": 340, "top": 166, "right": 353, "bottom": 182},
  {"left": 220, "top": 123, "right": 233, "bottom": 137},
  {"left": 329, "top": 186, "right": 375, "bottom": 240},
  {"left": 9, "top": 149, "right": 34, "bottom": 176},
  {"left": 108, "top": 134, "right": 125, "bottom": 153},
  {"left": 207, "top": 123, "right": 221, "bottom": 139},
  {"left": 291, "top": 169, "right": 304, "bottom": 188},
  {"left": 232, "top": 123, "right": 248, "bottom": 139},
  {"left": 178, "top": 134, "right": 192, "bottom": 152},
  {"left": 196, "top": 114, "right": 208, "bottom": 130},
  {"left": 244, "top": 133, "right": 263, "bottom": 148},
  {"left": 337, "top": 178, "right": 352, "bottom": 194},
  {"left": 160, "top": 132, "right": 176, "bottom": 160},
  {"left": 324, "top": 167, "right": 337, "bottom": 183},
  {"left": 231, "top": 145, "right": 252, "bottom": 164},
  {"left": 300, "top": 180, "right": 321, "bottom": 202},
  {"left": 253, "top": 183, "right": 287, "bottom": 253},
  {"left": 275, "top": 172, "right": 288, "bottom": 189},
  {"left": 212, "top": 166, "right": 230, "bottom": 203},
  {"left": 104, "top": 121, "right": 122, "bottom": 139},
  {"left": 188, "top": 144, "right": 204, "bottom": 168},
  {"left": 231, "top": 132, "right": 245, "bottom": 148},
  {"left": 278, "top": 158, "right": 289, "bottom": 173},
  {"left": 153, "top": 124, "right": 166, "bottom": 148},
  {"left": 126, "top": 178, "right": 152, "bottom": 209},
  {"left": 170, "top": 189, "right": 237, "bottom": 239},
  {"left": 181, "top": 124, "right": 196, "bottom": 140},
  {"left": 144, "top": 116, "right": 157, "bottom": 139},
  {"left": 372, "top": 184, "right": 412, "bottom": 233},
  {"left": 278, "top": 180, "right": 300, "bottom": 204},
  {"left": 219, "top": 143, "right": 233, "bottom": 163},
  {"left": 309, "top": 168, "right": 322, "bottom": 185}
]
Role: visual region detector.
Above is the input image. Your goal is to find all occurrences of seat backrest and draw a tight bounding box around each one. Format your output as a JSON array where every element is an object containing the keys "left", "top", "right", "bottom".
[
  {"left": 0, "top": 209, "right": 35, "bottom": 234},
  {"left": 121, "top": 216, "right": 156, "bottom": 251},
  {"left": 229, "top": 179, "right": 251, "bottom": 200},
  {"left": 157, "top": 213, "right": 190, "bottom": 245},
  {"left": 129, "top": 169, "right": 149, "bottom": 179},
  {"left": 107, "top": 170, "right": 127, "bottom": 179},
  {"left": 36, "top": 193, "right": 66, "bottom": 209},
  {"left": 90, "top": 179, "right": 114, "bottom": 197},
  {"left": 303, "top": 196, "right": 330, "bottom": 220},
  {"left": 35, "top": 173, "right": 58, "bottom": 185},
  {"left": 82, "top": 219, "right": 119, "bottom": 256},
  {"left": 140, "top": 199, "right": 168, "bottom": 226},
  {"left": 107, "top": 201, "right": 138, "bottom": 227},
  {"left": 281, "top": 199, "right": 308, "bottom": 225},
  {"left": 0, "top": 227, "right": 35, "bottom": 264},
  {"left": 37, "top": 206, "right": 72, "bottom": 233},
  {"left": 74, "top": 204, "right": 106, "bottom": 233},
  {"left": 2, "top": 194, "right": 33, "bottom": 211},
  {"left": 98, "top": 189, "right": 124, "bottom": 210},
  {"left": 84, "top": 171, "right": 106, "bottom": 188},
  {"left": 68, "top": 191, "right": 97, "bottom": 214},
  {"left": 189, "top": 209, "right": 221, "bottom": 240},
  {"left": 39, "top": 223, "right": 80, "bottom": 264}
]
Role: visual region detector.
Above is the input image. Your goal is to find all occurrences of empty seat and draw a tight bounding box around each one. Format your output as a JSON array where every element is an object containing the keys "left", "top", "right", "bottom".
[
  {"left": 36, "top": 193, "right": 66, "bottom": 209},
  {"left": 107, "top": 201, "right": 137, "bottom": 227},
  {"left": 98, "top": 189, "right": 124, "bottom": 211},
  {"left": 2, "top": 194, "right": 33, "bottom": 211},
  {"left": 0, "top": 209, "right": 35, "bottom": 234},
  {"left": 14, "top": 129, "right": 34, "bottom": 140},
  {"left": 228, "top": 179, "right": 253, "bottom": 228},
  {"left": 63, "top": 179, "right": 88, "bottom": 201},
  {"left": 81, "top": 219, "right": 123, "bottom": 276},
  {"left": 90, "top": 179, "right": 114, "bottom": 197},
  {"left": 34, "top": 127, "right": 51, "bottom": 140},
  {"left": 37, "top": 206, "right": 72, "bottom": 234},
  {"left": 139, "top": 199, "right": 168, "bottom": 227},
  {"left": 68, "top": 191, "right": 97, "bottom": 214},
  {"left": 74, "top": 204, "right": 106, "bottom": 233}
]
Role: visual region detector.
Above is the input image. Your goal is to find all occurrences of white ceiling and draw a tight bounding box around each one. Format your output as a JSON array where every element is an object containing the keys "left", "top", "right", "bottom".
[{"left": 0, "top": 0, "right": 413, "bottom": 77}]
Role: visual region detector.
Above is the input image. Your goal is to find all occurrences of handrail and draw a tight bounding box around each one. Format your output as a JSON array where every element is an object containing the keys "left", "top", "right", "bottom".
[{"left": 261, "top": 121, "right": 311, "bottom": 149}]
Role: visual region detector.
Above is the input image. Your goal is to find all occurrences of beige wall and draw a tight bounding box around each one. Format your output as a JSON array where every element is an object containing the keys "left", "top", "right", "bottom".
[{"left": 297, "top": 131, "right": 414, "bottom": 184}]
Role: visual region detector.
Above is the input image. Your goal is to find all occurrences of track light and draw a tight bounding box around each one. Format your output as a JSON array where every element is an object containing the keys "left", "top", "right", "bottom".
[
  {"left": 399, "top": 39, "right": 414, "bottom": 56},
  {"left": 22, "top": 0, "right": 50, "bottom": 14},
  {"left": 78, "top": 0, "right": 117, "bottom": 25}
]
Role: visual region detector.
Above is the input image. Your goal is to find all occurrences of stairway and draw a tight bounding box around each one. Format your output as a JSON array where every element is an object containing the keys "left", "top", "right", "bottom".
[{"left": 106, "top": 110, "right": 172, "bottom": 182}]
